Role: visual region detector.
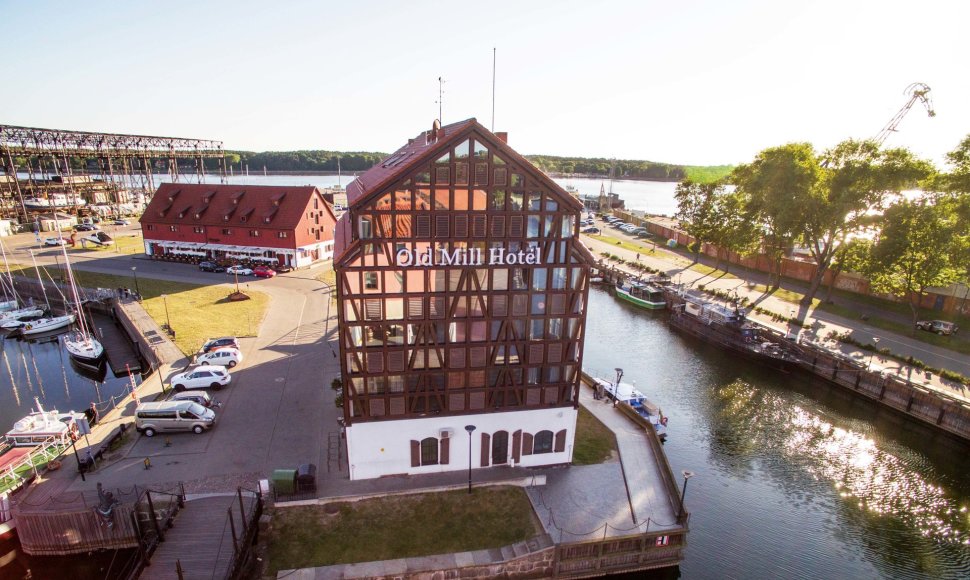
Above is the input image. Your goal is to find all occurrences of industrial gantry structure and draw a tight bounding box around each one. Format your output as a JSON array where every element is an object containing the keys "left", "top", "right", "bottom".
[{"left": 0, "top": 124, "right": 226, "bottom": 225}]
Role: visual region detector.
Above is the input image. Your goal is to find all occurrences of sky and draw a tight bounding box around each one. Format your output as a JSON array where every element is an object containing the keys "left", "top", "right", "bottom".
[{"left": 1, "top": 0, "right": 968, "bottom": 168}]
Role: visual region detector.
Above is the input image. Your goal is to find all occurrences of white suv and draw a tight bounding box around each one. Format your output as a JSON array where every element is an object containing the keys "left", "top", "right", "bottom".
[
  {"left": 170, "top": 365, "right": 232, "bottom": 391},
  {"left": 195, "top": 347, "right": 243, "bottom": 368}
]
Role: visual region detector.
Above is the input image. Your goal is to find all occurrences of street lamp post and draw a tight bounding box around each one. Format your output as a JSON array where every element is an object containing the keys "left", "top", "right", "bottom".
[
  {"left": 130, "top": 266, "right": 140, "bottom": 299},
  {"left": 869, "top": 337, "right": 880, "bottom": 371},
  {"left": 678, "top": 470, "right": 695, "bottom": 519},
  {"left": 161, "top": 294, "right": 172, "bottom": 334},
  {"left": 613, "top": 367, "right": 623, "bottom": 407},
  {"left": 464, "top": 425, "right": 476, "bottom": 494}
]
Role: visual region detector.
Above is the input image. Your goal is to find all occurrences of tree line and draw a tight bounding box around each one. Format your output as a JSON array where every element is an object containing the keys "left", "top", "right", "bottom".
[{"left": 673, "top": 136, "right": 970, "bottom": 329}]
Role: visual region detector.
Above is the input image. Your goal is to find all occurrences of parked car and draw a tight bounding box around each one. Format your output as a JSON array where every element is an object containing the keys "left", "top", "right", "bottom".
[
  {"left": 581, "top": 227, "right": 601, "bottom": 234},
  {"left": 253, "top": 265, "right": 277, "bottom": 278},
  {"left": 200, "top": 336, "right": 239, "bottom": 353},
  {"left": 43, "top": 237, "right": 67, "bottom": 246},
  {"left": 74, "top": 224, "right": 97, "bottom": 232},
  {"left": 199, "top": 261, "right": 226, "bottom": 273},
  {"left": 915, "top": 320, "right": 959, "bottom": 336},
  {"left": 195, "top": 347, "right": 243, "bottom": 368},
  {"left": 170, "top": 365, "right": 231, "bottom": 391},
  {"left": 226, "top": 265, "right": 253, "bottom": 276},
  {"left": 112, "top": 219, "right": 130, "bottom": 226},
  {"left": 169, "top": 390, "right": 220, "bottom": 408},
  {"left": 275, "top": 264, "right": 293, "bottom": 274},
  {"left": 635, "top": 230, "right": 652, "bottom": 238}
]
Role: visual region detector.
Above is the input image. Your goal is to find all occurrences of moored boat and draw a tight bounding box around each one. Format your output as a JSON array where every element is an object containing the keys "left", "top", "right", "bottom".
[
  {"left": 9, "top": 313, "right": 76, "bottom": 336},
  {"left": 59, "top": 244, "right": 106, "bottom": 367},
  {"left": 615, "top": 280, "right": 666, "bottom": 310},
  {"left": 591, "top": 373, "right": 668, "bottom": 440}
]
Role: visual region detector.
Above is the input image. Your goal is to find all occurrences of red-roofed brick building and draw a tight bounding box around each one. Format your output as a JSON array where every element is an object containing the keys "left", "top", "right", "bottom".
[{"left": 140, "top": 183, "right": 336, "bottom": 268}]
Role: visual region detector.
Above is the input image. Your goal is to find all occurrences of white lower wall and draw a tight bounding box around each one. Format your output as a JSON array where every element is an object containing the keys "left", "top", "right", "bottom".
[{"left": 346, "top": 407, "right": 578, "bottom": 480}]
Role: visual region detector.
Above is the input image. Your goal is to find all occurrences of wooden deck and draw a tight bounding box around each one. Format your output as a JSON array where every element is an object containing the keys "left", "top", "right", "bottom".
[
  {"left": 141, "top": 493, "right": 258, "bottom": 580},
  {"left": 95, "top": 316, "right": 142, "bottom": 375}
]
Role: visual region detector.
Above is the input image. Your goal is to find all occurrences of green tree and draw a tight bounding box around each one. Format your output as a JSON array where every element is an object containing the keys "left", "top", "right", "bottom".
[
  {"left": 731, "top": 143, "right": 818, "bottom": 290},
  {"left": 674, "top": 180, "right": 721, "bottom": 264},
  {"left": 867, "top": 197, "right": 961, "bottom": 333},
  {"left": 822, "top": 237, "right": 873, "bottom": 303},
  {"left": 708, "top": 190, "right": 758, "bottom": 273}
]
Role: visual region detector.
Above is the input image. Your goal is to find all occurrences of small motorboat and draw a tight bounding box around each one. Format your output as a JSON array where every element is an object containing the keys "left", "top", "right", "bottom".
[{"left": 592, "top": 374, "right": 668, "bottom": 440}]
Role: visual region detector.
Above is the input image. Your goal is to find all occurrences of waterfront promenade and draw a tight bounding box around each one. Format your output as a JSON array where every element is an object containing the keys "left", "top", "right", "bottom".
[{"left": 581, "top": 231, "right": 970, "bottom": 402}]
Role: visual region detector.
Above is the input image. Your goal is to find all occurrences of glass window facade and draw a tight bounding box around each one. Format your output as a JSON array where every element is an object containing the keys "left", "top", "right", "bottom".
[{"left": 337, "top": 129, "right": 591, "bottom": 424}]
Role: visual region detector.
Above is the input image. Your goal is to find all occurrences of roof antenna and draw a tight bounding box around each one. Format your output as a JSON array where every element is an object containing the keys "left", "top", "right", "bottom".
[
  {"left": 436, "top": 76, "right": 445, "bottom": 124},
  {"left": 491, "top": 48, "right": 497, "bottom": 131}
]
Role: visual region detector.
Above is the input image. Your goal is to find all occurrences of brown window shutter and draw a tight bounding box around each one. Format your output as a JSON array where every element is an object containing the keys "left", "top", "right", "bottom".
[
  {"left": 472, "top": 215, "right": 486, "bottom": 237},
  {"left": 410, "top": 440, "right": 420, "bottom": 467},
  {"left": 407, "top": 297, "right": 424, "bottom": 319},
  {"left": 547, "top": 343, "right": 563, "bottom": 363},
  {"left": 491, "top": 295, "right": 508, "bottom": 317},
  {"left": 522, "top": 432, "right": 533, "bottom": 455},
  {"left": 490, "top": 215, "right": 505, "bottom": 237},
  {"left": 416, "top": 215, "right": 431, "bottom": 237},
  {"left": 475, "top": 163, "right": 488, "bottom": 186},
  {"left": 454, "top": 215, "right": 468, "bottom": 237},
  {"left": 512, "top": 430, "right": 522, "bottom": 462},
  {"left": 435, "top": 215, "right": 450, "bottom": 238},
  {"left": 440, "top": 437, "right": 450, "bottom": 465},
  {"left": 509, "top": 215, "right": 523, "bottom": 237},
  {"left": 555, "top": 430, "right": 566, "bottom": 453},
  {"left": 481, "top": 433, "right": 491, "bottom": 467}
]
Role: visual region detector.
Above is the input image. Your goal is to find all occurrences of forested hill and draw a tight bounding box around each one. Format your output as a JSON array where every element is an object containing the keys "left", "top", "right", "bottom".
[{"left": 223, "top": 150, "right": 733, "bottom": 183}]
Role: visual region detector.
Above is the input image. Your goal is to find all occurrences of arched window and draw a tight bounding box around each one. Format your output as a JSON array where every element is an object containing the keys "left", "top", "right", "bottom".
[
  {"left": 420, "top": 437, "right": 439, "bottom": 465},
  {"left": 534, "top": 430, "right": 554, "bottom": 454}
]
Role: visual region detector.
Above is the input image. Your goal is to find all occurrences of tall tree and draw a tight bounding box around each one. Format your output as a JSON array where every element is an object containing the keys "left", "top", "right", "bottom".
[
  {"left": 708, "top": 190, "right": 758, "bottom": 273},
  {"left": 674, "top": 180, "right": 721, "bottom": 264},
  {"left": 822, "top": 237, "right": 873, "bottom": 303},
  {"left": 867, "top": 197, "right": 961, "bottom": 333},
  {"left": 798, "top": 140, "right": 933, "bottom": 310},
  {"left": 731, "top": 143, "right": 818, "bottom": 290}
]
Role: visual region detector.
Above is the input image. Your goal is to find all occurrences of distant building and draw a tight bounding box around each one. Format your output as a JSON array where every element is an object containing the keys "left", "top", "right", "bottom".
[
  {"left": 140, "top": 183, "right": 335, "bottom": 268},
  {"left": 334, "top": 118, "right": 595, "bottom": 480}
]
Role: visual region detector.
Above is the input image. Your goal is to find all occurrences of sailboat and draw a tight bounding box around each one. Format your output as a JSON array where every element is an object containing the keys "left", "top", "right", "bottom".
[{"left": 58, "top": 245, "right": 105, "bottom": 367}]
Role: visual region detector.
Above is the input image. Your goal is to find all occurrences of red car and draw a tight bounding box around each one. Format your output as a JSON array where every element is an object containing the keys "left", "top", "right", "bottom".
[{"left": 253, "top": 265, "right": 277, "bottom": 278}]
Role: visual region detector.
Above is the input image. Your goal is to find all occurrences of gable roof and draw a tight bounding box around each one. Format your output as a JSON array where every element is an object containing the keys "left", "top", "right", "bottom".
[
  {"left": 143, "top": 183, "right": 334, "bottom": 229},
  {"left": 346, "top": 118, "right": 582, "bottom": 212}
]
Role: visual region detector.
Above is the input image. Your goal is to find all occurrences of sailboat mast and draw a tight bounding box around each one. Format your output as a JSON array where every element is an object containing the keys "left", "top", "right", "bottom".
[
  {"left": 60, "top": 244, "right": 88, "bottom": 338},
  {"left": 0, "top": 237, "right": 18, "bottom": 304},
  {"left": 29, "top": 249, "right": 51, "bottom": 310}
]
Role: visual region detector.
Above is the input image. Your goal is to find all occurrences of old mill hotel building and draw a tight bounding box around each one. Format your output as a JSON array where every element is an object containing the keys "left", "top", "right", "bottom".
[{"left": 335, "top": 119, "right": 594, "bottom": 480}]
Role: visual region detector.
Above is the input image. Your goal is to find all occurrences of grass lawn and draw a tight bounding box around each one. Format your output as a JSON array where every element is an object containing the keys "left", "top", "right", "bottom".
[
  {"left": 573, "top": 404, "right": 617, "bottom": 465},
  {"left": 265, "top": 487, "right": 540, "bottom": 575},
  {"left": 8, "top": 262, "right": 270, "bottom": 355}
]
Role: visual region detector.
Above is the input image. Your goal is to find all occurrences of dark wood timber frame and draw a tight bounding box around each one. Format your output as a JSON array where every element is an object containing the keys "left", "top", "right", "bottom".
[{"left": 336, "top": 120, "right": 593, "bottom": 426}]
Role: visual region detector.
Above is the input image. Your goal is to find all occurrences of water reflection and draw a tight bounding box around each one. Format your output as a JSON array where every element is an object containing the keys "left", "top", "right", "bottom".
[{"left": 583, "top": 288, "right": 970, "bottom": 578}]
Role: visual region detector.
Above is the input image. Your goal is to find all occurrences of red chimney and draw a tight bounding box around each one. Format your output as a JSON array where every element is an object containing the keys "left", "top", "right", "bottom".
[{"left": 495, "top": 132, "right": 508, "bottom": 143}]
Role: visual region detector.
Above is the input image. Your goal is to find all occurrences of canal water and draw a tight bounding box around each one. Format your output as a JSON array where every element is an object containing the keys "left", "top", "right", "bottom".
[
  {"left": 0, "top": 324, "right": 141, "bottom": 580},
  {"left": 583, "top": 287, "right": 970, "bottom": 579}
]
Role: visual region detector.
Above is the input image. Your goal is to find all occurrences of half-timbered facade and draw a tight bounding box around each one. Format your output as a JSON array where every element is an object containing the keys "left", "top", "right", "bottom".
[
  {"left": 140, "top": 184, "right": 335, "bottom": 268},
  {"left": 335, "top": 119, "right": 594, "bottom": 480}
]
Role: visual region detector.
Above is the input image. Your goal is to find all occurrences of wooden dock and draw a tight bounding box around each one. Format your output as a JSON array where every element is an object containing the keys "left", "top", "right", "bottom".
[
  {"left": 93, "top": 313, "right": 142, "bottom": 375},
  {"left": 141, "top": 491, "right": 260, "bottom": 580}
]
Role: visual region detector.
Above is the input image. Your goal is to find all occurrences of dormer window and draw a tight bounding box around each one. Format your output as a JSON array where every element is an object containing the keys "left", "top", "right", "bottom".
[{"left": 271, "top": 192, "right": 286, "bottom": 206}]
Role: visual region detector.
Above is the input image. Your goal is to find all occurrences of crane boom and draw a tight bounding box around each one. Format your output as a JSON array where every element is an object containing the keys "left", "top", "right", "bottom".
[{"left": 873, "top": 82, "right": 936, "bottom": 147}]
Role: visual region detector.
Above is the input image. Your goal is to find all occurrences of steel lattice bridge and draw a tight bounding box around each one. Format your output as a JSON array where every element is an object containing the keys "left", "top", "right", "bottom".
[{"left": 0, "top": 124, "right": 226, "bottom": 222}]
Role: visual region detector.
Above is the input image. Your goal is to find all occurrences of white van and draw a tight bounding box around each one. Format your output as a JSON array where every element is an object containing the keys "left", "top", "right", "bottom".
[{"left": 135, "top": 401, "right": 216, "bottom": 437}]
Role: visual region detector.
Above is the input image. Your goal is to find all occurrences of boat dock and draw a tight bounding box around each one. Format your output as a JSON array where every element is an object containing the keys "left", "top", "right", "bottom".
[{"left": 663, "top": 287, "right": 970, "bottom": 441}]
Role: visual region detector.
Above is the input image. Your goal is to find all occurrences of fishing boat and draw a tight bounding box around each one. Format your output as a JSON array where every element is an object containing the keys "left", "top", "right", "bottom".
[
  {"left": 59, "top": 245, "right": 105, "bottom": 367},
  {"left": 615, "top": 280, "right": 666, "bottom": 310},
  {"left": 591, "top": 373, "right": 668, "bottom": 440}
]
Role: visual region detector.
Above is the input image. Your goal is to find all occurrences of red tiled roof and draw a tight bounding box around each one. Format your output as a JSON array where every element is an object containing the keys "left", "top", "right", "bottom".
[
  {"left": 346, "top": 118, "right": 581, "bottom": 212},
  {"left": 346, "top": 118, "right": 478, "bottom": 206},
  {"left": 143, "top": 183, "right": 328, "bottom": 229}
]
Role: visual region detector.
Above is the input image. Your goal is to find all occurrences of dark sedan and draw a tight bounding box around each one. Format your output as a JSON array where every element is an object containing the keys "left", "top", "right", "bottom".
[{"left": 199, "top": 261, "right": 226, "bottom": 273}]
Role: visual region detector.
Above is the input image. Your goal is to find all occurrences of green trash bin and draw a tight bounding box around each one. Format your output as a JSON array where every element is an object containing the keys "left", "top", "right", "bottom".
[{"left": 273, "top": 469, "right": 297, "bottom": 495}]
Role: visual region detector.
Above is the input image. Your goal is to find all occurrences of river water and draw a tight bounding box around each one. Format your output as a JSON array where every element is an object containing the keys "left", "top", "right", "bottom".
[{"left": 583, "top": 287, "right": 970, "bottom": 579}]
